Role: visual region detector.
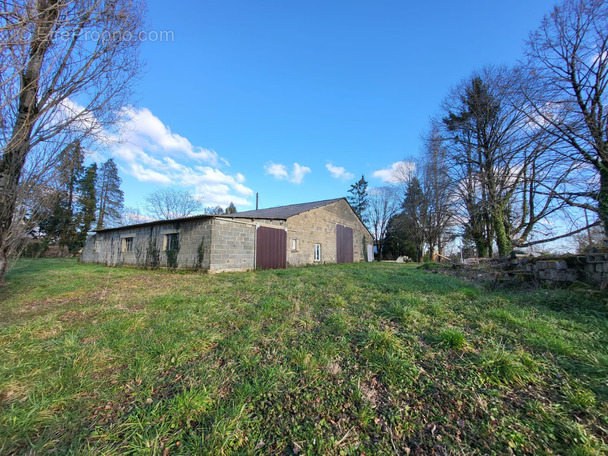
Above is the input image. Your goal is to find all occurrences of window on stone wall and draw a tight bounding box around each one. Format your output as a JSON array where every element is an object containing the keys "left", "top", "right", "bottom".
[
  {"left": 165, "top": 233, "right": 179, "bottom": 251},
  {"left": 122, "top": 237, "right": 133, "bottom": 252},
  {"left": 314, "top": 243, "right": 321, "bottom": 261},
  {"left": 291, "top": 238, "right": 299, "bottom": 251}
]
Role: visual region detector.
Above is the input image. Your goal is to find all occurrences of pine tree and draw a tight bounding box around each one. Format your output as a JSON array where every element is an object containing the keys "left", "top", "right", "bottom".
[
  {"left": 60, "top": 141, "right": 84, "bottom": 223},
  {"left": 347, "top": 175, "right": 369, "bottom": 222},
  {"left": 38, "top": 192, "right": 69, "bottom": 245},
  {"left": 225, "top": 202, "right": 237, "bottom": 214},
  {"left": 58, "top": 141, "right": 84, "bottom": 249},
  {"left": 399, "top": 176, "right": 428, "bottom": 262},
  {"left": 96, "top": 159, "right": 124, "bottom": 229},
  {"left": 38, "top": 141, "right": 84, "bottom": 250},
  {"left": 74, "top": 163, "right": 97, "bottom": 249}
]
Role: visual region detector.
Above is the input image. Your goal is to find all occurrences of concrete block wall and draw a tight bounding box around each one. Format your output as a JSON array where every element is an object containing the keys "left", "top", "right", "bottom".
[
  {"left": 81, "top": 218, "right": 213, "bottom": 269},
  {"left": 285, "top": 199, "right": 373, "bottom": 266},
  {"left": 81, "top": 200, "right": 374, "bottom": 271},
  {"left": 208, "top": 218, "right": 256, "bottom": 272}
]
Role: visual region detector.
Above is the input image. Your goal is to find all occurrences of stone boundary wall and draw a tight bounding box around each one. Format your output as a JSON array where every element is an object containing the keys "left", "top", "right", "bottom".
[{"left": 511, "top": 254, "right": 608, "bottom": 287}]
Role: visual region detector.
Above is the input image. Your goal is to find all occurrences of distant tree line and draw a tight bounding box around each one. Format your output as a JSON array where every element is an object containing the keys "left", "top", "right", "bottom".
[
  {"left": 352, "top": 0, "right": 607, "bottom": 260},
  {"left": 29, "top": 142, "right": 124, "bottom": 256},
  {"left": 121, "top": 187, "right": 237, "bottom": 226}
]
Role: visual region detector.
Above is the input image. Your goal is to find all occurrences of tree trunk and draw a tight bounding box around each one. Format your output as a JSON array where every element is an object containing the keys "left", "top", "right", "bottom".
[
  {"left": 475, "top": 239, "right": 489, "bottom": 258},
  {"left": 428, "top": 244, "right": 435, "bottom": 262},
  {"left": 0, "top": 130, "right": 35, "bottom": 283},
  {"left": 599, "top": 164, "right": 608, "bottom": 239},
  {"left": 417, "top": 245, "right": 424, "bottom": 263},
  {"left": 0, "top": 0, "right": 60, "bottom": 282},
  {"left": 493, "top": 204, "right": 512, "bottom": 257},
  {"left": 0, "top": 250, "right": 9, "bottom": 281}
]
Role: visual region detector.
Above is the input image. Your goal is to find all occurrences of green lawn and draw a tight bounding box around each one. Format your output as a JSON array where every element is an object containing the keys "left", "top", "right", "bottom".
[{"left": 0, "top": 259, "right": 607, "bottom": 455}]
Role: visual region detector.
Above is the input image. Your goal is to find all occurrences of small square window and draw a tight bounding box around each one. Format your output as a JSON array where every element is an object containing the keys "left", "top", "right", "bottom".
[
  {"left": 165, "top": 233, "right": 179, "bottom": 251},
  {"left": 314, "top": 243, "right": 321, "bottom": 261},
  {"left": 122, "top": 237, "right": 133, "bottom": 252}
]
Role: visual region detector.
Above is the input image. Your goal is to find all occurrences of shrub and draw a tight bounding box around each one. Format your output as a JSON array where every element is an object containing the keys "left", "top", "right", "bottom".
[
  {"left": 195, "top": 238, "right": 205, "bottom": 270},
  {"left": 145, "top": 237, "right": 160, "bottom": 269}
]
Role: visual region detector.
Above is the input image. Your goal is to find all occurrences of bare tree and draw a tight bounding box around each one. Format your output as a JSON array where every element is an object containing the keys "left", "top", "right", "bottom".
[
  {"left": 204, "top": 205, "right": 225, "bottom": 215},
  {"left": 365, "top": 186, "right": 399, "bottom": 259},
  {"left": 0, "top": 0, "right": 144, "bottom": 281},
  {"left": 421, "top": 126, "right": 456, "bottom": 259},
  {"left": 145, "top": 188, "right": 204, "bottom": 220},
  {"left": 522, "top": 0, "right": 608, "bottom": 236},
  {"left": 572, "top": 216, "right": 605, "bottom": 252},
  {"left": 120, "top": 205, "right": 150, "bottom": 226},
  {"left": 439, "top": 66, "right": 566, "bottom": 257}
]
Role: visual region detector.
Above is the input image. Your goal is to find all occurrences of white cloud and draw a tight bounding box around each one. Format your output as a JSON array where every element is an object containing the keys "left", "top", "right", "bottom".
[
  {"left": 100, "top": 107, "right": 254, "bottom": 207},
  {"left": 127, "top": 163, "right": 172, "bottom": 184},
  {"left": 264, "top": 162, "right": 289, "bottom": 180},
  {"left": 118, "top": 107, "right": 222, "bottom": 166},
  {"left": 264, "top": 161, "right": 311, "bottom": 184},
  {"left": 291, "top": 163, "right": 311, "bottom": 184},
  {"left": 372, "top": 161, "right": 415, "bottom": 184},
  {"left": 326, "top": 162, "right": 354, "bottom": 181},
  {"left": 57, "top": 98, "right": 105, "bottom": 138}
]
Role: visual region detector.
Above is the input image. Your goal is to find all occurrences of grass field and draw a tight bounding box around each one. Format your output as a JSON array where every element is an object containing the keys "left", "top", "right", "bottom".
[{"left": 0, "top": 259, "right": 607, "bottom": 455}]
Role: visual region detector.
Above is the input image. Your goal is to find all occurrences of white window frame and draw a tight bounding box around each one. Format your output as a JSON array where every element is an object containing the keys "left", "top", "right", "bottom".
[
  {"left": 291, "top": 238, "right": 299, "bottom": 251},
  {"left": 314, "top": 243, "right": 321, "bottom": 262}
]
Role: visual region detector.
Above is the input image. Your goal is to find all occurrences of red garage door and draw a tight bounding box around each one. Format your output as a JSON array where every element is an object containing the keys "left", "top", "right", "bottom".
[
  {"left": 336, "top": 224, "right": 354, "bottom": 264},
  {"left": 256, "top": 226, "right": 287, "bottom": 269}
]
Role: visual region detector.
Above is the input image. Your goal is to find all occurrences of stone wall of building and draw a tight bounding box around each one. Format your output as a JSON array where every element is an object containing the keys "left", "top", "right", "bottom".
[
  {"left": 208, "top": 218, "right": 256, "bottom": 272},
  {"left": 81, "top": 218, "right": 213, "bottom": 269},
  {"left": 81, "top": 200, "right": 374, "bottom": 271},
  {"left": 285, "top": 199, "right": 373, "bottom": 267}
]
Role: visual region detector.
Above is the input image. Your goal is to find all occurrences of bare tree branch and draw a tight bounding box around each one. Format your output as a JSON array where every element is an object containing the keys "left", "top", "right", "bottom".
[{"left": 0, "top": 0, "right": 144, "bottom": 281}]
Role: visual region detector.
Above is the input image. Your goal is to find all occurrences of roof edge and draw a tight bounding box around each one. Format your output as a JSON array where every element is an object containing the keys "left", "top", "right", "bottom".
[
  {"left": 94, "top": 213, "right": 213, "bottom": 233},
  {"left": 93, "top": 197, "right": 373, "bottom": 239}
]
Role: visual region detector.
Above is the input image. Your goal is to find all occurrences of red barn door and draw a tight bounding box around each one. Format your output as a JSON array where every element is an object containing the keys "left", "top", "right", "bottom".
[
  {"left": 336, "top": 224, "right": 354, "bottom": 264},
  {"left": 256, "top": 226, "right": 287, "bottom": 269}
]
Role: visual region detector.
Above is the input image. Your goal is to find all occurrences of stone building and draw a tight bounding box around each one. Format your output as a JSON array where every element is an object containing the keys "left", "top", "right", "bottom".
[{"left": 81, "top": 198, "right": 374, "bottom": 272}]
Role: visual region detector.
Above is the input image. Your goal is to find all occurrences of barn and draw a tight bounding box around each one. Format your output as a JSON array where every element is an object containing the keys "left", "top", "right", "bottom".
[{"left": 80, "top": 198, "right": 374, "bottom": 272}]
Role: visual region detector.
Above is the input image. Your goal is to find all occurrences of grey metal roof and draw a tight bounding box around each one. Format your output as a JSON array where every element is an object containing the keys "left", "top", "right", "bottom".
[
  {"left": 94, "top": 198, "right": 346, "bottom": 232},
  {"left": 217, "top": 198, "right": 344, "bottom": 220},
  {"left": 94, "top": 213, "right": 214, "bottom": 232}
]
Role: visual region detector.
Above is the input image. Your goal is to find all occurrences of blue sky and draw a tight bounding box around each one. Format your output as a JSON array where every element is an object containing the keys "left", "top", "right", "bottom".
[{"left": 99, "top": 0, "right": 558, "bottom": 212}]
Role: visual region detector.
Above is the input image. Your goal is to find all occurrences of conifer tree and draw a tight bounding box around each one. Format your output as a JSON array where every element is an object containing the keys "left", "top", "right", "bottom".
[
  {"left": 225, "top": 202, "right": 237, "bottom": 214},
  {"left": 96, "top": 159, "right": 124, "bottom": 230},
  {"left": 38, "top": 141, "right": 84, "bottom": 251},
  {"left": 74, "top": 163, "right": 97, "bottom": 249},
  {"left": 58, "top": 141, "right": 84, "bottom": 249},
  {"left": 398, "top": 176, "right": 428, "bottom": 263},
  {"left": 347, "top": 175, "right": 369, "bottom": 222}
]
